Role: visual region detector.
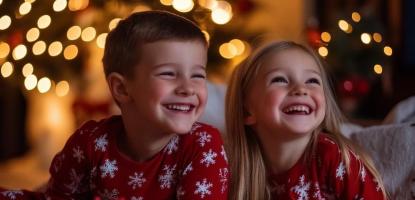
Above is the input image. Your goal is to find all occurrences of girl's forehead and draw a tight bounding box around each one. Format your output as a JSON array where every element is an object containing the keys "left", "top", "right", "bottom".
[{"left": 259, "top": 49, "right": 321, "bottom": 73}]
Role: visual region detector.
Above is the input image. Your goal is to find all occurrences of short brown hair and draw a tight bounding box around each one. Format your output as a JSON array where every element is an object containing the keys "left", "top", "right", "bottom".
[{"left": 102, "top": 10, "right": 207, "bottom": 78}]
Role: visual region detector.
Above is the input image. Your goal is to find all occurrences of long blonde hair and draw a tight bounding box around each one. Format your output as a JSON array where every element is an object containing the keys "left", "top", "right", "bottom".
[{"left": 225, "top": 40, "right": 387, "bottom": 199}]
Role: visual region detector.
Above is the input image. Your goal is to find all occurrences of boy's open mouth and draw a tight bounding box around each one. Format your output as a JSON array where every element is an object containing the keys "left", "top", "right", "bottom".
[
  {"left": 282, "top": 104, "right": 312, "bottom": 115},
  {"left": 164, "top": 104, "right": 195, "bottom": 112}
]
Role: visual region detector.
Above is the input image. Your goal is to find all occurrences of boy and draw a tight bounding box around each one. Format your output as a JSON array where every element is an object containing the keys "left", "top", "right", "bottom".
[{"left": 0, "top": 10, "right": 228, "bottom": 200}]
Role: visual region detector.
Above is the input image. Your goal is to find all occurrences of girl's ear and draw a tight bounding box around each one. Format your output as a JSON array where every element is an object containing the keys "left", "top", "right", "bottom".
[
  {"left": 244, "top": 109, "right": 256, "bottom": 125},
  {"left": 107, "top": 73, "right": 131, "bottom": 103}
]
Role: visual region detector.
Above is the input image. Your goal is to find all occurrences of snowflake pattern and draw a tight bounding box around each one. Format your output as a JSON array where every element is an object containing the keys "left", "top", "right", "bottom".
[
  {"left": 128, "top": 172, "right": 146, "bottom": 189},
  {"left": 1, "top": 190, "right": 24, "bottom": 200},
  {"left": 176, "top": 186, "right": 185, "bottom": 199},
  {"left": 64, "top": 168, "right": 84, "bottom": 193},
  {"left": 336, "top": 162, "right": 346, "bottom": 181},
  {"left": 196, "top": 131, "right": 212, "bottom": 147},
  {"left": 291, "top": 175, "right": 310, "bottom": 200},
  {"left": 100, "top": 159, "right": 118, "bottom": 178},
  {"left": 190, "top": 123, "right": 202, "bottom": 134},
  {"left": 194, "top": 178, "right": 213, "bottom": 198},
  {"left": 98, "top": 188, "right": 119, "bottom": 200},
  {"left": 72, "top": 146, "right": 85, "bottom": 163},
  {"left": 272, "top": 182, "right": 286, "bottom": 195},
  {"left": 360, "top": 165, "right": 366, "bottom": 182},
  {"left": 94, "top": 134, "right": 108, "bottom": 152},
  {"left": 220, "top": 145, "right": 228, "bottom": 163},
  {"left": 200, "top": 149, "right": 217, "bottom": 167},
  {"left": 182, "top": 162, "right": 193, "bottom": 176},
  {"left": 158, "top": 164, "right": 176, "bottom": 189},
  {"left": 313, "top": 183, "right": 324, "bottom": 200},
  {"left": 53, "top": 153, "right": 65, "bottom": 173},
  {"left": 164, "top": 135, "right": 179, "bottom": 154},
  {"left": 219, "top": 168, "right": 228, "bottom": 193},
  {"left": 131, "top": 196, "right": 143, "bottom": 200}
]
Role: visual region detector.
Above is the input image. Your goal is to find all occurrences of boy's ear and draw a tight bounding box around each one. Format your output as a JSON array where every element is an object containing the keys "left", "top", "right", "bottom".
[{"left": 107, "top": 73, "right": 131, "bottom": 103}]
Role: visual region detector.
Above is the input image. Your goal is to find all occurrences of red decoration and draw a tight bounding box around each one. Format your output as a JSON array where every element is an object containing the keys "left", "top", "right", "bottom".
[{"left": 8, "top": 30, "right": 23, "bottom": 48}]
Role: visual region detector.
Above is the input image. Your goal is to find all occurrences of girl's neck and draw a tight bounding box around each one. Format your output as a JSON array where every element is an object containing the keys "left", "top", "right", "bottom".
[
  {"left": 119, "top": 115, "right": 176, "bottom": 162},
  {"left": 259, "top": 132, "right": 312, "bottom": 175}
]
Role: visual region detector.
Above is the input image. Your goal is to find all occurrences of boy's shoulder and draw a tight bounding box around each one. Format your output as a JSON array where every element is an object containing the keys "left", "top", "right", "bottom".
[
  {"left": 71, "top": 115, "right": 122, "bottom": 139},
  {"left": 177, "top": 121, "right": 224, "bottom": 148}
]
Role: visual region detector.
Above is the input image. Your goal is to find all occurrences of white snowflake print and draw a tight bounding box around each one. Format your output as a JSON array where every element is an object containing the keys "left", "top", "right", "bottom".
[
  {"left": 354, "top": 195, "right": 364, "bottom": 200},
  {"left": 190, "top": 123, "right": 202, "bottom": 134},
  {"left": 336, "top": 162, "right": 346, "bottom": 181},
  {"left": 64, "top": 168, "right": 84, "bottom": 193},
  {"left": 100, "top": 159, "right": 118, "bottom": 178},
  {"left": 1, "top": 190, "right": 23, "bottom": 199},
  {"left": 89, "top": 166, "right": 98, "bottom": 190},
  {"left": 373, "top": 178, "right": 381, "bottom": 192},
  {"left": 194, "top": 178, "right": 213, "bottom": 198},
  {"left": 220, "top": 145, "right": 228, "bottom": 163},
  {"left": 200, "top": 149, "right": 217, "bottom": 167},
  {"left": 182, "top": 162, "right": 193, "bottom": 176},
  {"left": 131, "top": 196, "right": 143, "bottom": 200},
  {"left": 72, "top": 146, "right": 85, "bottom": 163},
  {"left": 359, "top": 165, "right": 366, "bottom": 182},
  {"left": 94, "top": 134, "right": 108, "bottom": 152},
  {"left": 98, "top": 188, "right": 119, "bottom": 200},
  {"left": 312, "top": 183, "right": 324, "bottom": 200},
  {"left": 176, "top": 186, "right": 185, "bottom": 199},
  {"left": 128, "top": 172, "right": 146, "bottom": 189},
  {"left": 158, "top": 164, "right": 177, "bottom": 189},
  {"left": 219, "top": 168, "right": 228, "bottom": 193},
  {"left": 197, "top": 131, "right": 212, "bottom": 147},
  {"left": 291, "top": 175, "right": 310, "bottom": 200},
  {"left": 164, "top": 135, "right": 179, "bottom": 154}
]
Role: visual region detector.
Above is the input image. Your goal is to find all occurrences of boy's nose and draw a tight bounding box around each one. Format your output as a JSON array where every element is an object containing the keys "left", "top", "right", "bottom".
[{"left": 175, "top": 79, "right": 195, "bottom": 96}]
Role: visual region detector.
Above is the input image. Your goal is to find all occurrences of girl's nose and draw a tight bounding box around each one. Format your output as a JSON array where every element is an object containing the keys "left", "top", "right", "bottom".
[{"left": 290, "top": 85, "right": 308, "bottom": 96}]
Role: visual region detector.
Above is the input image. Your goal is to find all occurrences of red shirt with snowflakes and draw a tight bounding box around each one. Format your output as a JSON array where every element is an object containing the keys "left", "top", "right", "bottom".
[
  {"left": 0, "top": 116, "right": 229, "bottom": 200},
  {"left": 269, "top": 134, "right": 386, "bottom": 200}
]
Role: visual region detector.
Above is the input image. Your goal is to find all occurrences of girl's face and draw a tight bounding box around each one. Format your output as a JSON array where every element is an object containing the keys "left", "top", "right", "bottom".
[{"left": 245, "top": 48, "right": 325, "bottom": 140}]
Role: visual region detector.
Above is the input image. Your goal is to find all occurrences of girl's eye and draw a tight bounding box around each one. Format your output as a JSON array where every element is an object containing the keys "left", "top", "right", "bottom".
[
  {"left": 306, "top": 78, "right": 321, "bottom": 85},
  {"left": 271, "top": 77, "right": 288, "bottom": 84}
]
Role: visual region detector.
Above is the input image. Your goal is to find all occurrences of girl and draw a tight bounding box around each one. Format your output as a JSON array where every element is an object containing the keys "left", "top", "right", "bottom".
[{"left": 225, "top": 40, "right": 387, "bottom": 199}]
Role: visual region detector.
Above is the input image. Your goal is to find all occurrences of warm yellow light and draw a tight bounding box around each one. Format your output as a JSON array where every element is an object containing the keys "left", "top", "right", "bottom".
[
  {"left": 12, "top": 44, "right": 27, "bottom": 60},
  {"left": 26, "top": 28, "right": 40, "bottom": 42},
  {"left": 373, "top": 64, "right": 383, "bottom": 74},
  {"left": 160, "top": 0, "right": 173, "bottom": 6},
  {"left": 19, "top": 2, "right": 32, "bottom": 15},
  {"left": 81, "top": 27, "right": 96, "bottom": 42},
  {"left": 0, "top": 15, "right": 12, "bottom": 30},
  {"left": 172, "top": 0, "right": 194, "bottom": 12},
  {"left": 22, "top": 63, "right": 34, "bottom": 77},
  {"left": 63, "top": 44, "right": 78, "bottom": 60},
  {"left": 384, "top": 46, "right": 393, "bottom": 56},
  {"left": 198, "top": 0, "right": 218, "bottom": 9},
  {"left": 33, "top": 40, "right": 46, "bottom": 55},
  {"left": 96, "top": 33, "right": 107, "bottom": 49},
  {"left": 229, "top": 39, "right": 245, "bottom": 56},
  {"left": 68, "top": 0, "right": 89, "bottom": 11},
  {"left": 55, "top": 80, "right": 70, "bottom": 97},
  {"left": 24, "top": 74, "right": 37, "bottom": 90},
  {"left": 219, "top": 43, "right": 237, "bottom": 59},
  {"left": 109, "top": 18, "right": 121, "bottom": 31},
  {"left": 345, "top": 24, "right": 353, "bottom": 33},
  {"left": 201, "top": 30, "right": 210, "bottom": 42},
  {"left": 211, "top": 8, "right": 232, "bottom": 25},
  {"left": 25, "top": 0, "right": 36, "bottom": 3},
  {"left": 0, "top": 0, "right": 3, "bottom": 5},
  {"left": 37, "top": 15, "right": 51, "bottom": 29},
  {"left": 318, "top": 46, "right": 328, "bottom": 57},
  {"left": 373, "top": 33, "right": 382, "bottom": 43},
  {"left": 67, "top": 25, "right": 82, "bottom": 40},
  {"left": 0, "top": 42, "right": 10, "bottom": 58},
  {"left": 351, "top": 12, "right": 361, "bottom": 22},
  {"left": 338, "top": 20, "right": 349, "bottom": 32},
  {"left": 321, "top": 32, "right": 331, "bottom": 43},
  {"left": 1, "top": 62, "right": 13, "bottom": 78},
  {"left": 37, "top": 77, "right": 52, "bottom": 93},
  {"left": 53, "top": 0, "right": 67, "bottom": 12},
  {"left": 360, "top": 33, "right": 371, "bottom": 44},
  {"left": 48, "top": 41, "right": 63, "bottom": 56}
]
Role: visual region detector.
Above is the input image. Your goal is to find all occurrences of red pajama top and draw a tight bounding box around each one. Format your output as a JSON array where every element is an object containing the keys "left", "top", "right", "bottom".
[
  {"left": 0, "top": 116, "right": 229, "bottom": 200},
  {"left": 269, "top": 134, "right": 386, "bottom": 200}
]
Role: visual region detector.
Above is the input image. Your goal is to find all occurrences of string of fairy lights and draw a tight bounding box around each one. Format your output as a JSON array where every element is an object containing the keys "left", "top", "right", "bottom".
[
  {"left": 317, "top": 11, "right": 393, "bottom": 76},
  {"left": 0, "top": 0, "right": 247, "bottom": 97}
]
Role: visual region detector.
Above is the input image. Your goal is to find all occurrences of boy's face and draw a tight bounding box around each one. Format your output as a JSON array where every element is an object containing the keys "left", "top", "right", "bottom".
[{"left": 125, "top": 40, "right": 208, "bottom": 135}]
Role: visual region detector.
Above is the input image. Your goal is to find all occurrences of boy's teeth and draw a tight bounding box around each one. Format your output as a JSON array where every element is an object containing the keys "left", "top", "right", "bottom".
[
  {"left": 283, "top": 105, "right": 310, "bottom": 114},
  {"left": 167, "top": 104, "right": 191, "bottom": 111}
]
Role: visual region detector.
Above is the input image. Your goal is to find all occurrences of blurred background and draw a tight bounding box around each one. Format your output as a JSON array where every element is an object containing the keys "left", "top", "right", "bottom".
[{"left": 0, "top": 0, "right": 414, "bottom": 190}]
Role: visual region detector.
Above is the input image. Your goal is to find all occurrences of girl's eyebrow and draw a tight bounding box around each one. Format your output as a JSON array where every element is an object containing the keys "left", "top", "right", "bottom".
[{"left": 305, "top": 69, "right": 322, "bottom": 76}]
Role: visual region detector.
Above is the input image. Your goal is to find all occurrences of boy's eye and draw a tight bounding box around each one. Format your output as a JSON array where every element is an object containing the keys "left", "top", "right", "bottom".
[
  {"left": 271, "top": 76, "right": 288, "bottom": 84},
  {"left": 192, "top": 73, "right": 206, "bottom": 79},
  {"left": 306, "top": 78, "right": 321, "bottom": 85},
  {"left": 158, "top": 72, "right": 175, "bottom": 77}
]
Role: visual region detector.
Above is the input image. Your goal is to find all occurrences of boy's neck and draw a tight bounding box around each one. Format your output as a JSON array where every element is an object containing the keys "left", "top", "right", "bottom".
[{"left": 259, "top": 132, "right": 312, "bottom": 175}]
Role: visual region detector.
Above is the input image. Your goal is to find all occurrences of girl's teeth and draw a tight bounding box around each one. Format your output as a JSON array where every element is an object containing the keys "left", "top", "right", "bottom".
[{"left": 284, "top": 105, "right": 310, "bottom": 114}]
